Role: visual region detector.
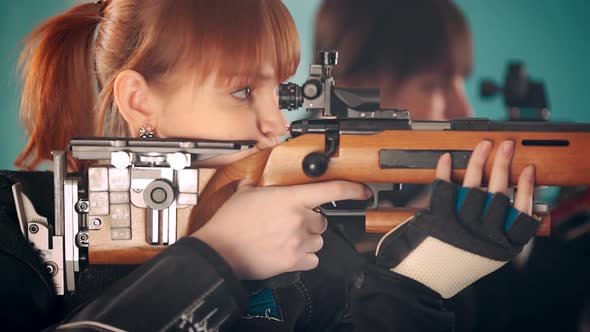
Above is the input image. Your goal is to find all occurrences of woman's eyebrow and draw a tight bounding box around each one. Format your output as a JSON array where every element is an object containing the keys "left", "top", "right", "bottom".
[
  {"left": 218, "top": 70, "right": 277, "bottom": 89},
  {"left": 256, "top": 73, "right": 276, "bottom": 82},
  {"left": 228, "top": 69, "right": 276, "bottom": 82}
]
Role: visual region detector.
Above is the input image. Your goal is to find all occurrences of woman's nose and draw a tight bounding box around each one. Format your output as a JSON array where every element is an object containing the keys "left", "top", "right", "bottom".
[{"left": 257, "top": 101, "right": 288, "bottom": 138}]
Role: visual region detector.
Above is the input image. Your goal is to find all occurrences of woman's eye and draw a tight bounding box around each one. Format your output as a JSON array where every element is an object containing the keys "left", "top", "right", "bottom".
[{"left": 231, "top": 87, "right": 252, "bottom": 100}]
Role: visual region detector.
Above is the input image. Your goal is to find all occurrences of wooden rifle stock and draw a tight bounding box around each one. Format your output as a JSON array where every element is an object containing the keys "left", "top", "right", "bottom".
[
  {"left": 90, "top": 129, "right": 588, "bottom": 264},
  {"left": 365, "top": 208, "right": 551, "bottom": 236},
  {"left": 189, "top": 130, "right": 590, "bottom": 235}
]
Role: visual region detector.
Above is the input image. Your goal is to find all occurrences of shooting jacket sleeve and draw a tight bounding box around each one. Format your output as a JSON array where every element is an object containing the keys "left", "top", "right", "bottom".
[
  {"left": 303, "top": 225, "right": 455, "bottom": 332},
  {"left": 54, "top": 237, "right": 249, "bottom": 332},
  {"left": 0, "top": 171, "right": 246, "bottom": 331},
  {"left": 349, "top": 263, "right": 455, "bottom": 332}
]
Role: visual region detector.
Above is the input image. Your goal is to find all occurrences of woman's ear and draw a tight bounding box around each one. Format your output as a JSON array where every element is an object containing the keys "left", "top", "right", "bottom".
[{"left": 113, "top": 70, "right": 162, "bottom": 136}]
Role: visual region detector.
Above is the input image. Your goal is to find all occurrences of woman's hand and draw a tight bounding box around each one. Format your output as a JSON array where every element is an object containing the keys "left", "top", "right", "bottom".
[
  {"left": 436, "top": 140, "right": 535, "bottom": 215},
  {"left": 192, "top": 180, "right": 371, "bottom": 280},
  {"left": 375, "top": 140, "right": 540, "bottom": 299}
]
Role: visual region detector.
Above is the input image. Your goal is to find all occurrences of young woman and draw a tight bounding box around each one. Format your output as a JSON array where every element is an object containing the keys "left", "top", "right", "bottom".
[
  {"left": 2, "top": 0, "right": 537, "bottom": 331},
  {"left": 314, "top": 0, "right": 477, "bottom": 245}
]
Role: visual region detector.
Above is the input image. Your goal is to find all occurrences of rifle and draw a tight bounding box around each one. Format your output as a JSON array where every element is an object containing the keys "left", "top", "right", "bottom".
[
  {"left": 11, "top": 138, "right": 253, "bottom": 294},
  {"left": 11, "top": 51, "right": 590, "bottom": 295},
  {"left": 189, "top": 116, "right": 589, "bottom": 231},
  {"left": 189, "top": 51, "right": 590, "bottom": 234}
]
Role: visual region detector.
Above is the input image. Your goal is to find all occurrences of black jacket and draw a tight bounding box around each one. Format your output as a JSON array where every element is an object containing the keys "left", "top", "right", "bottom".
[{"left": 0, "top": 170, "right": 454, "bottom": 332}]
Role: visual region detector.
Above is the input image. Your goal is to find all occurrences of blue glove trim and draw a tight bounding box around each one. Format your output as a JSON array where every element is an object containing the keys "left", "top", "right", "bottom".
[
  {"left": 505, "top": 207, "right": 521, "bottom": 231},
  {"left": 243, "top": 288, "right": 283, "bottom": 321},
  {"left": 456, "top": 187, "right": 520, "bottom": 231},
  {"left": 457, "top": 187, "right": 495, "bottom": 214},
  {"left": 483, "top": 192, "right": 494, "bottom": 214},
  {"left": 456, "top": 187, "right": 470, "bottom": 212}
]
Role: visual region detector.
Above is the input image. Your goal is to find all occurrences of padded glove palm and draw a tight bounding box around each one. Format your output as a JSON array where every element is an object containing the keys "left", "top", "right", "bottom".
[{"left": 376, "top": 180, "right": 540, "bottom": 298}]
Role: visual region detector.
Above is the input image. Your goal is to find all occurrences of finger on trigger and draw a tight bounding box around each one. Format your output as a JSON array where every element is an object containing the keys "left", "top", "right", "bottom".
[
  {"left": 514, "top": 165, "right": 535, "bottom": 215},
  {"left": 435, "top": 153, "right": 452, "bottom": 181}
]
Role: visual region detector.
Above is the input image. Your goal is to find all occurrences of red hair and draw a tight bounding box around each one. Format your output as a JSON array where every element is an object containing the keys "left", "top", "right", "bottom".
[{"left": 16, "top": 0, "right": 300, "bottom": 169}]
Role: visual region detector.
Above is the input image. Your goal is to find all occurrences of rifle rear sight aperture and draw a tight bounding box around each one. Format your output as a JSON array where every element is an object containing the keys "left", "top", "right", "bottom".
[
  {"left": 278, "top": 50, "right": 383, "bottom": 118},
  {"left": 280, "top": 50, "right": 413, "bottom": 177}
]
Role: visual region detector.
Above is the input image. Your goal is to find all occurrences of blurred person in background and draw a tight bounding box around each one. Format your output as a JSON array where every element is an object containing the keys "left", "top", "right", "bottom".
[
  {"left": 316, "top": 1, "right": 590, "bottom": 331},
  {"left": 315, "top": 0, "right": 474, "bottom": 122}
]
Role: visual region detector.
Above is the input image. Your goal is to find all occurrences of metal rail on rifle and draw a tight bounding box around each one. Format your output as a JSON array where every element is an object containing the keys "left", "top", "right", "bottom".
[{"left": 13, "top": 137, "right": 253, "bottom": 294}]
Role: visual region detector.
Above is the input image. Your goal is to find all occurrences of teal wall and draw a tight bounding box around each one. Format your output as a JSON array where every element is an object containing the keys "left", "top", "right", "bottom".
[
  {"left": 454, "top": 0, "right": 590, "bottom": 122},
  {"left": 1, "top": 1, "right": 588, "bottom": 170},
  {"left": 283, "top": 0, "right": 322, "bottom": 88},
  {"left": 0, "top": 1, "right": 72, "bottom": 169}
]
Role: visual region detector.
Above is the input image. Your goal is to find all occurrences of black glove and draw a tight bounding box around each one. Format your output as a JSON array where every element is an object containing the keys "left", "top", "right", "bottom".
[{"left": 376, "top": 180, "right": 540, "bottom": 298}]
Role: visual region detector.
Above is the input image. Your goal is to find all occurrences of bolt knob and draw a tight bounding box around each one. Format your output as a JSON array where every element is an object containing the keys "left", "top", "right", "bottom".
[{"left": 302, "top": 152, "right": 329, "bottom": 177}]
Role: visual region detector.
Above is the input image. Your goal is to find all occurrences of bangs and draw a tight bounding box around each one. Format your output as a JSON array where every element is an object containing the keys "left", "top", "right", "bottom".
[{"left": 141, "top": 0, "right": 300, "bottom": 87}]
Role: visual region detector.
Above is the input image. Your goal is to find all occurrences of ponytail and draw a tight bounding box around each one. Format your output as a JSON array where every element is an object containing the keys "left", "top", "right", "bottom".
[{"left": 16, "top": 2, "right": 102, "bottom": 170}]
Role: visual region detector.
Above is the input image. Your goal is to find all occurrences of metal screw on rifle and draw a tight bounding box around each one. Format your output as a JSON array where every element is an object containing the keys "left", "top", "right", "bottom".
[
  {"left": 29, "top": 224, "right": 39, "bottom": 234},
  {"left": 76, "top": 200, "right": 90, "bottom": 213},
  {"left": 91, "top": 218, "right": 103, "bottom": 229},
  {"left": 79, "top": 233, "right": 88, "bottom": 242},
  {"left": 45, "top": 262, "right": 58, "bottom": 277},
  {"left": 77, "top": 232, "right": 90, "bottom": 247}
]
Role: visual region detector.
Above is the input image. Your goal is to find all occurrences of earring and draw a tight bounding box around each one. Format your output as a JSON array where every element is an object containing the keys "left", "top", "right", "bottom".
[{"left": 139, "top": 123, "right": 155, "bottom": 139}]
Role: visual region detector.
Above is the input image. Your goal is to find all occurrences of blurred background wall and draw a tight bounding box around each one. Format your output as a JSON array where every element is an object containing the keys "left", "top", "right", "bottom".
[
  {"left": 0, "top": 1, "right": 73, "bottom": 170},
  {"left": 454, "top": 0, "right": 590, "bottom": 122},
  {"left": 1, "top": 1, "right": 588, "bottom": 170}
]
